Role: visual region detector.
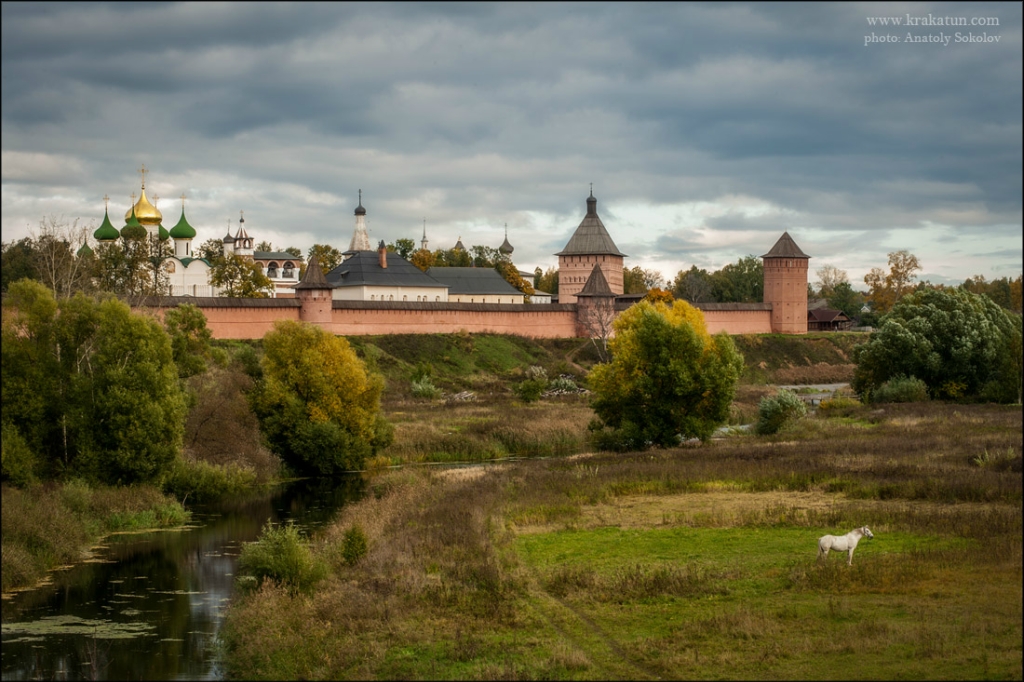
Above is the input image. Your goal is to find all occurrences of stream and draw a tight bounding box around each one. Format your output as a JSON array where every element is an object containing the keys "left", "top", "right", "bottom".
[{"left": 1, "top": 476, "right": 365, "bottom": 681}]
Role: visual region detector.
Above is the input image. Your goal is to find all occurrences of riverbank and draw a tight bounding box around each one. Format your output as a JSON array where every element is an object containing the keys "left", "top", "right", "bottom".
[
  {"left": 222, "top": 401, "right": 1022, "bottom": 680},
  {"left": 1, "top": 481, "right": 190, "bottom": 594}
]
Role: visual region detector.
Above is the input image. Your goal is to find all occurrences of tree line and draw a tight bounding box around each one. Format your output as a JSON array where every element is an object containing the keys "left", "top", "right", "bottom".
[{"left": 2, "top": 278, "right": 393, "bottom": 489}]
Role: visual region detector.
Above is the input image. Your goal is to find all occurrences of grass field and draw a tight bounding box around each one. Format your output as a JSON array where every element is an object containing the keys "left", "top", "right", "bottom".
[{"left": 223, "top": 400, "right": 1022, "bottom": 680}]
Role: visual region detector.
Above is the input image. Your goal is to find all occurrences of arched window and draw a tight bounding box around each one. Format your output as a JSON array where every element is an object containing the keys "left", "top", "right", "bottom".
[
  {"left": 389, "top": 295, "right": 394, "bottom": 301},
  {"left": 435, "top": 296, "right": 440, "bottom": 302},
  {"left": 267, "top": 262, "right": 279, "bottom": 278},
  {"left": 403, "top": 295, "right": 407, "bottom": 301},
  {"left": 371, "top": 295, "right": 375, "bottom": 300},
  {"left": 283, "top": 261, "right": 295, "bottom": 278}
]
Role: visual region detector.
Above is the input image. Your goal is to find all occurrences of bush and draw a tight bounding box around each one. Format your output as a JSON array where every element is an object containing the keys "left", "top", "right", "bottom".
[
  {"left": 548, "top": 375, "right": 580, "bottom": 393},
  {"left": 870, "top": 375, "right": 929, "bottom": 404},
  {"left": 411, "top": 376, "right": 443, "bottom": 399},
  {"left": 161, "top": 458, "right": 258, "bottom": 503},
  {"left": 341, "top": 524, "right": 368, "bottom": 566},
  {"left": 238, "top": 522, "right": 327, "bottom": 594},
  {"left": 756, "top": 390, "right": 807, "bottom": 435},
  {"left": 515, "top": 378, "right": 547, "bottom": 403},
  {"left": 1, "top": 421, "right": 36, "bottom": 487}
]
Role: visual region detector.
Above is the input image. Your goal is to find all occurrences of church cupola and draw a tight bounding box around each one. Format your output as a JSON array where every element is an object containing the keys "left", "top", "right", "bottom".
[
  {"left": 170, "top": 194, "right": 197, "bottom": 257},
  {"left": 94, "top": 195, "right": 120, "bottom": 241},
  {"left": 498, "top": 223, "right": 514, "bottom": 256}
]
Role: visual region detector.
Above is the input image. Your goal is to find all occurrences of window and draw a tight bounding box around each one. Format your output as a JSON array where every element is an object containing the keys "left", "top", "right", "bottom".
[
  {"left": 267, "top": 262, "right": 279, "bottom": 278},
  {"left": 403, "top": 295, "right": 407, "bottom": 301},
  {"left": 435, "top": 296, "right": 440, "bottom": 301},
  {"left": 389, "top": 295, "right": 394, "bottom": 301},
  {"left": 370, "top": 295, "right": 375, "bottom": 300},
  {"left": 283, "top": 261, "right": 295, "bottom": 278}
]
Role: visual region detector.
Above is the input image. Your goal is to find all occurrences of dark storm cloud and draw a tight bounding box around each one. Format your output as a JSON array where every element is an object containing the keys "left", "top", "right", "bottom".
[{"left": 1, "top": 2, "right": 1020, "bottom": 283}]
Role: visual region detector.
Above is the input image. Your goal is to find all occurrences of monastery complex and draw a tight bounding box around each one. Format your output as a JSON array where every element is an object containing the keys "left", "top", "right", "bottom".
[{"left": 95, "top": 170, "right": 810, "bottom": 339}]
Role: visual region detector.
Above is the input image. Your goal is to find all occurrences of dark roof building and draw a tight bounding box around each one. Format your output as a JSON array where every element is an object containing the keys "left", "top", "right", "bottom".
[
  {"left": 427, "top": 267, "right": 521, "bottom": 297},
  {"left": 327, "top": 248, "right": 447, "bottom": 290}
]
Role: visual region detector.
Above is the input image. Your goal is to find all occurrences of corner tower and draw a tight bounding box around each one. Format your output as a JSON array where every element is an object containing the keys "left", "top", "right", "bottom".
[
  {"left": 762, "top": 232, "right": 810, "bottom": 334},
  {"left": 556, "top": 189, "right": 626, "bottom": 304}
]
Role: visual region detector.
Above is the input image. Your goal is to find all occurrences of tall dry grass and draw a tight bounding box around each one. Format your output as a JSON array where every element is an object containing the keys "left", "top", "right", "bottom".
[{"left": 223, "top": 401, "right": 1022, "bottom": 680}]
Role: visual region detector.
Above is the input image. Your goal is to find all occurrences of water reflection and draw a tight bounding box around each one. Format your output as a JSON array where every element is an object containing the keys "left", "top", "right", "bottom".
[{"left": 1, "top": 476, "right": 364, "bottom": 681}]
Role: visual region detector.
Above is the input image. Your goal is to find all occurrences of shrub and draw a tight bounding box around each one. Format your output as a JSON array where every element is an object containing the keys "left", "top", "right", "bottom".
[
  {"left": 756, "top": 390, "right": 807, "bottom": 435},
  {"left": 870, "top": 375, "right": 929, "bottom": 404},
  {"left": 1, "top": 421, "right": 36, "bottom": 487},
  {"left": 237, "top": 522, "right": 327, "bottom": 594},
  {"left": 341, "top": 524, "right": 368, "bottom": 566},
  {"left": 161, "top": 458, "right": 258, "bottom": 503},
  {"left": 548, "top": 375, "right": 580, "bottom": 393},
  {"left": 411, "top": 376, "right": 443, "bottom": 400},
  {"left": 515, "top": 378, "right": 547, "bottom": 403}
]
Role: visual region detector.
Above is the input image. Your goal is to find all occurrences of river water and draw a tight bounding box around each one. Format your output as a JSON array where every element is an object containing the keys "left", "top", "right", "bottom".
[{"left": 1, "top": 476, "right": 364, "bottom": 681}]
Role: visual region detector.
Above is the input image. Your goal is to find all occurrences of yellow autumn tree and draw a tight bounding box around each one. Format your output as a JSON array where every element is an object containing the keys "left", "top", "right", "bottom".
[
  {"left": 249, "top": 320, "right": 392, "bottom": 475},
  {"left": 588, "top": 300, "right": 743, "bottom": 449}
]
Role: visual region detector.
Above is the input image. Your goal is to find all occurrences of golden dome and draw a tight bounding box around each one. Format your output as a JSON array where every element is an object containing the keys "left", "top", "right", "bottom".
[{"left": 125, "top": 187, "right": 163, "bottom": 225}]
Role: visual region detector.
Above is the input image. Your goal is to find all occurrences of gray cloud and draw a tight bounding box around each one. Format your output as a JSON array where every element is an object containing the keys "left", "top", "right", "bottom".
[{"left": 2, "top": 2, "right": 1020, "bottom": 285}]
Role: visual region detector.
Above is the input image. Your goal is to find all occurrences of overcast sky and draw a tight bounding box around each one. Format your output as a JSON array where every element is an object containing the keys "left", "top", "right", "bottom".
[{"left": 2, "top": 2, "right": 1021, "bottom": 288}]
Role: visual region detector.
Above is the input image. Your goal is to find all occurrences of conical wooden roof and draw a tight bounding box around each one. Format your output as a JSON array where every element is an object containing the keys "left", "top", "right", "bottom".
[
  {"left": 761, "top": 231, "right": 809, "bottom": 258},
  {"left": 294, "top": 255, "right": 332, "bottom": 290},
  {"left": 575, "top": 263, "right": 616, "bottom": 297},
  {"left": 555, "top": 192, "right": 626, "bottom": 257}
]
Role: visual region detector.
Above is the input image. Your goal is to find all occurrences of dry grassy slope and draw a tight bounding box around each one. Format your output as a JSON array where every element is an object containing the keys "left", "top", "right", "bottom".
[{"left": 346, "top": 331, "right": 867, "bottom": 395}]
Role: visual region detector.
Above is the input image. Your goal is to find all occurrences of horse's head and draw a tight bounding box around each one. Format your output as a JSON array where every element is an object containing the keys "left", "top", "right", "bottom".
[{"left": 862, "top": 527, "right": 874, "bottom": 539}]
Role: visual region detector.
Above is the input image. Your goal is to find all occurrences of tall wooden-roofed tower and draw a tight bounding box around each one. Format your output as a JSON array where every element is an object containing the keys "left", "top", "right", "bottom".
[
  {"left": 556, "top": 189, "right": 626, "bottom": 304},
  {"left": 762, "top": 232, "right": 810, "bottom": 334}
]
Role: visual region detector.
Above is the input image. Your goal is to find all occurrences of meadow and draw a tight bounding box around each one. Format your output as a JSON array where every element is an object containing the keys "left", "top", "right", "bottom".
[{"left": 223, "top": 398, "right": 1022, "bottom": 680}]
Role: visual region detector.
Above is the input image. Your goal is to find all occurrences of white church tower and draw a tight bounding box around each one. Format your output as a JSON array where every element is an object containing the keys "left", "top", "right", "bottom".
[{"left": 348, "top": 189, "right": 372, "bottom": 252}]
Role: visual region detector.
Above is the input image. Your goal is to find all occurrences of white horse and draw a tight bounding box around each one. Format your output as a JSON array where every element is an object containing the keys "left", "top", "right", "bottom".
[{"left": 817, "top": 526, "right": 874, "bottom": 565}]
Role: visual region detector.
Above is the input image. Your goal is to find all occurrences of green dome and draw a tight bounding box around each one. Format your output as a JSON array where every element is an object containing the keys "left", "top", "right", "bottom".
[
  {"left": 77, "top": 242, "right": 93, "bottom": 257},
  {"left": 93, "top": 208, "right": 120, "bottom": 241},
  {"left": 121, "top": 207, "right": 148, "bottom": 240},
  {"left": 157, "top": 224, "right": 170, "bottom": 241},
  {"left": 169, "top": 208, "right": 197, "bottom": 239}
]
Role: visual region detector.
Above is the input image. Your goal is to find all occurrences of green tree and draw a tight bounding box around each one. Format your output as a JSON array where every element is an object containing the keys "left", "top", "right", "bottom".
[
  {"left": 2, "top": 279, "right": 186, "bottom": 483},
  {"left": 387, "top": 238, "right": 416, "bottom": 260},
  {"left": 827, "top": 281, "right": 865, "bottom": 320},
  {"left": 255, "top": 240, "right": 275, "bottom": 252},
  {"left": 1, "top": 238, "right": 41, "bottom": 292},
  {"left": 710, "top": 255, "right": 763, "bottom": 303},
  {"left": 622, "top": 266, "right": 648, "bottom": 295},
  {"left": 308, "top": 244, "right": 345, "bottom": 273},
  {"left": 209, "top": 255, "right": 274, "bottom": 298},
  {"left": 94, "top": 234, "right": 167, "bottom": 299},
  {"left": 431, "top": 247, "right": 473, "bottom": 267},
  {"left": 588, "top": 300, "right": 744, "bottom": 449},
  {"left": 534, "top": 266, "right": 558, "bottom": 294},
  {"left": 164, "top": 304, "right": 214, "bottom": 378},
  {"left": 852, "top": 287, "right": 1022, "bottom": 403},
  {"left": 249, "top": 321, "right": 393, "bottom": 475},
  {"left": 672, "top": 265, "right": 715, "bottom": 303},
  {"left": 283, "top": 246, "right": 303, "bottom": 258},
  {"left": 196, "top": 238, "right": 223, "bottom": 261}
]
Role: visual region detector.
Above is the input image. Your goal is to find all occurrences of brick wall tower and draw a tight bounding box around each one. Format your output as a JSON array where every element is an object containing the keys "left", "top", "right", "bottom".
[
  {"left": 295, "top": 255, "right": 334, "bottom": 325},
  {"left": 556, "top": 189, "right": 626, "bottom": 304},
  {"left": 762, "top": 232, "right": 810, "bottom": 334}
]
